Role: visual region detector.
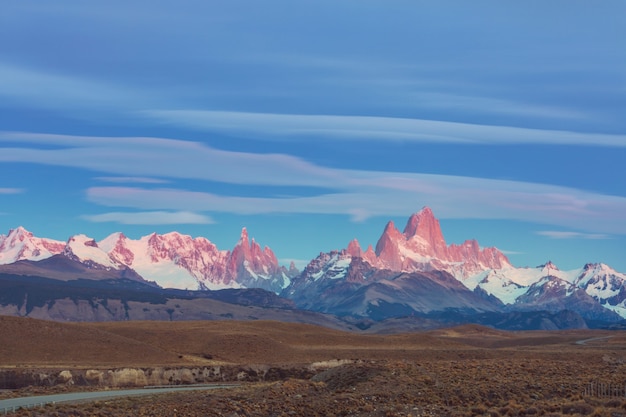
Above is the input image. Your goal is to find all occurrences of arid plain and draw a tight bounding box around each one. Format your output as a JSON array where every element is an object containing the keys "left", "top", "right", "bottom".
[{"left": 2, "top": 316, "right": 626, "bottom": 416}]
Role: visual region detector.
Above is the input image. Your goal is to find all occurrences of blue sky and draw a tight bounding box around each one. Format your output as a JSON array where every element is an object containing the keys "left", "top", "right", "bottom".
[{"left": 1, "top": 1, "right": 625, "bottom": 272}]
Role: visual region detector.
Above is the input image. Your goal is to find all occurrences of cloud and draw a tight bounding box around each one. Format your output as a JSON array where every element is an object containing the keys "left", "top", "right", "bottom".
[
  {"left": 94, "top": 177, "right": 170, "bottom": 184},
  {"left": 0, "top": 63, "right": 148, "bottom": 111},
  {"left": 0, "top": 132, "right": 338, "bottom": 187},
  {"left": 141, "top": 110, "right": 626, "bottom": 147},
  {"left": 499, "top": 250, "right": 525, "bottom": 256},
  {"left": 407, "top": 92, "right": 587, "bottom": 121},
  {"left": 536, "top": 231, "right": 611, "bottom": 240},
  {"left": 85, "top": 179, "right": 626, "bottom": 235},
  {"left": 3, "top": 131, "right": 626, "bottom": 235},
  {"left": 0, "top": 188, "right": 24, "bottom": 194},
  {"left": 82, "top": 211, "right": 214, "bottom": 225}
]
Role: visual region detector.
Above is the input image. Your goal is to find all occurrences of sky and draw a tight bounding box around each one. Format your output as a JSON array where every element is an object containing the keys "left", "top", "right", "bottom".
[{"left": 1, "top": 1, "right": 625, "bottom": 272}]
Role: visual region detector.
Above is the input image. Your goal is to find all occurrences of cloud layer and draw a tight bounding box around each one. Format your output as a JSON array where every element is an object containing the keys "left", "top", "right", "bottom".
[
  {"left": 143, "top": 110, "right": 626, "bottom": 147},
  {"left": 0, "top": 188, "right": 23, "bottom": 194},
  {"left": 536, "top": 231, "right": 611, "bottom": 240},
  {"left": 83, "top": 211, "right": 213, "bottom": 225},
  {"left": 2, "top": 132, "right": 625, "bottom": 234}
]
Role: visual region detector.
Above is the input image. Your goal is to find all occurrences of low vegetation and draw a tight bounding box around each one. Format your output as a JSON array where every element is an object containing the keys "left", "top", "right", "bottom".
[{"left": 1, "top": 317, "right": 626, "bottom": 416}]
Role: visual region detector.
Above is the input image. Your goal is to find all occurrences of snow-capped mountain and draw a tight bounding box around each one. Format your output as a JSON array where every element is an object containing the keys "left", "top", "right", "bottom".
[
  {"left": 63, "top": 234, "right": 125, "bottom": 270},
  {"left": 99, "top": 227, "right": 293, "bottom": 292},
  {"left": 574, "top": 263, "right": 626, "bottom": 315},
  {"left": 282, "top": 250, "right": 502, "bottom": 319},
  {"left": 1, "top": 206, "right": 625, "bottom": 324},
  {"left": 284, "top": 206, "right": 513, "bottom": 301},
  {"left": 0, "top": 227, "right": 65, "bottom": 264},
  {"left": 466, "top": 262, "right": 626, "bottom": 320},
  {"left": 365, "top": 207, "right": 511, "bottom": 278},
  {"left": 0, "top": 227, "right": 295, "bottom": 292},
  {"left": 282, "top": 207, "right": 626, "bottom": 321}
]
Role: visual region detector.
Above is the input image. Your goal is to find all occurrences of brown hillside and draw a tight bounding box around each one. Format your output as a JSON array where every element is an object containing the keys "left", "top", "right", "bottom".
[
  {"left": 89, "top": 319, "right": 459, "bottom": 365},
  {"left": 0, "top": 316, "right": 181, "bottom": 367},
  {"left": 0, "top": 316, "right": 619, "bottom": 368},
  {"left": 1, "top": 317, "right": 461, "bottom": 367}
]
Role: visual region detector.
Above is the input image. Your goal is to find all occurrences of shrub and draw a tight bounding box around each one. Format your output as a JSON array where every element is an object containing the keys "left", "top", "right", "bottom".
[
  {"left": 471, "top": 405, "right": 487, "bottom": 415},
  {"left": 523, "top": 406, "right": 538, "bottom": 415},
  {"left": 603, "top": 398, "right": 621, "bottom": 408},
  {"left": 562, "top": 401, "right": 594, "bottom": 415}
]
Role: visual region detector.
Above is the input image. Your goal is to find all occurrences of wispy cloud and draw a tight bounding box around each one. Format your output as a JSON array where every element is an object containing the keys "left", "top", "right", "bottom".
[
  {"left": 3, "top": 132, "right": 626, "bottom": 234},
  {"left": 407, "top": 92, "right": 587, "bottom": 121},
  {"left": 82, "top": 211, "right": 214, "bottom": 225},
  {"left": 0, "top": 132, "right": 338, "bottom": 187},
  {"left": 0, "top": 188, "right": 24, "bottom": 194},
  {"left": 95, "top": 177, "right": 170, "bottom": 184},
  {"left": 536, "top": 231, "right": 611, "bottom": 240},
  {"left": 142, "top": 110, "right": 626, "bottom": 147},
  {"left": 85, "top": 181, "right": 626, "bottom": 235},
  {"left": 0, "top": 63, "right": 148, "bottom": 111},
  {"left": 499, "top": 249, "right": 525, "bottom": 256}
]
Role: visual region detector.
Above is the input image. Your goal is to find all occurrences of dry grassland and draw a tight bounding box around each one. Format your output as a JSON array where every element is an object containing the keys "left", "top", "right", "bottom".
[{"left": 2, "top": 317, "right": 626, "bottom": 416}]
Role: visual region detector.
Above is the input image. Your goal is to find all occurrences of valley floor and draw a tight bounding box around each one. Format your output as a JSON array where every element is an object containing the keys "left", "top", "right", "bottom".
[{"left": 2, "top": 318, "right": 626, "bottom": 416}]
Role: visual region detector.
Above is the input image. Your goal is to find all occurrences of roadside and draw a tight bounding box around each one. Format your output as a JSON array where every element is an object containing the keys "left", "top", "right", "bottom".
[{"left": 0, "top": 384, "right": 237, "bottom": 415}]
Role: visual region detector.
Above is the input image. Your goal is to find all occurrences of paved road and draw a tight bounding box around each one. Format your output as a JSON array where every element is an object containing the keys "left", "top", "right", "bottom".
[
  {"left": 575, "top": 335, "right": 614, "bottom": 345},
  {"left": 0, "top": 384, "right": 236, "bottom": 414}
]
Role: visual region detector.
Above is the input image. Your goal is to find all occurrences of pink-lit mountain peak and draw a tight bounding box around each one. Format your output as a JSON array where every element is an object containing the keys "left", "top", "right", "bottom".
[
  {"left": 376, "top": 221, "right": 403, "bottom": 248},
  {"left": 0, "top": 226, "right": 65, "bottom": 264},
  {"left": 3, "top": 226, "right": 47, "bottom": 245},
  {"left": 7, "top": 226, "right": 31, "bottom": 239},
  {"left": 369, "top": 207, "right": 511, "bottom": 276},
  {"left": 230, "top": 227, "right": 279, "bottom": 271},
  {"left": 63, "top": 234, "right": 122, "bottom": 269},
  {"left": 347, "top": 239, "right": 378, "bottom": 266},
  {"left": 375, "top": 207, "right": 446, "bottom": 258},
  {"left": 239, "top": 227, "right": 250, "bottom": 243},
  {"left": 403, "top": 207, "right": 440, "bottom": 238},
  {"left": 374, "top": 221, "right": 406, "bottom": 270},
  {"left": 402, "top": 206, "right": 448, "bottom": 256},
  {"left": 346, "top": 238, "right": 362, "bottom": 257}
]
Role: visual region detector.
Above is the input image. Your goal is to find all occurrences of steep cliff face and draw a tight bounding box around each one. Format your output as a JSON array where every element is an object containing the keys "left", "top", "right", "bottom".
[
  {"left": 401, "top": 207, "right": 449, "bottom": 259},
  {"left": 374, "top": 207, "right": 511, "bottom": 277},
  {"left": 227, "top": 228, "right": 290, "bottom": 293}
]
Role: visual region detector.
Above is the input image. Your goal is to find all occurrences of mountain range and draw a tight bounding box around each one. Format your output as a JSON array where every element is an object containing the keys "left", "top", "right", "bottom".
[
  {"left": 1, "top": 207, "right": 625, "bottom": 330},
  {"left": 0, "top": 226, "right": 297, "bottom": 293}
]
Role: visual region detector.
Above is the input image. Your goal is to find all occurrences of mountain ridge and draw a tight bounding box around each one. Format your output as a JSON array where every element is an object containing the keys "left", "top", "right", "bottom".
[
  {"left": 281, "top": 207, "right": 626, "bottom": 321},
  {"left": 0, "top": 226, "right": 293, "bottom": 292},
  {"left": 1, "top": 206, "right": 625, "bottom": 324}
]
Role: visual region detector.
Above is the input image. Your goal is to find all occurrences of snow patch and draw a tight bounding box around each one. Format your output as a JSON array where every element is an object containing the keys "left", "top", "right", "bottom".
[{"left": 65, "top": 235, "right": 120, "bottom": 269}]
